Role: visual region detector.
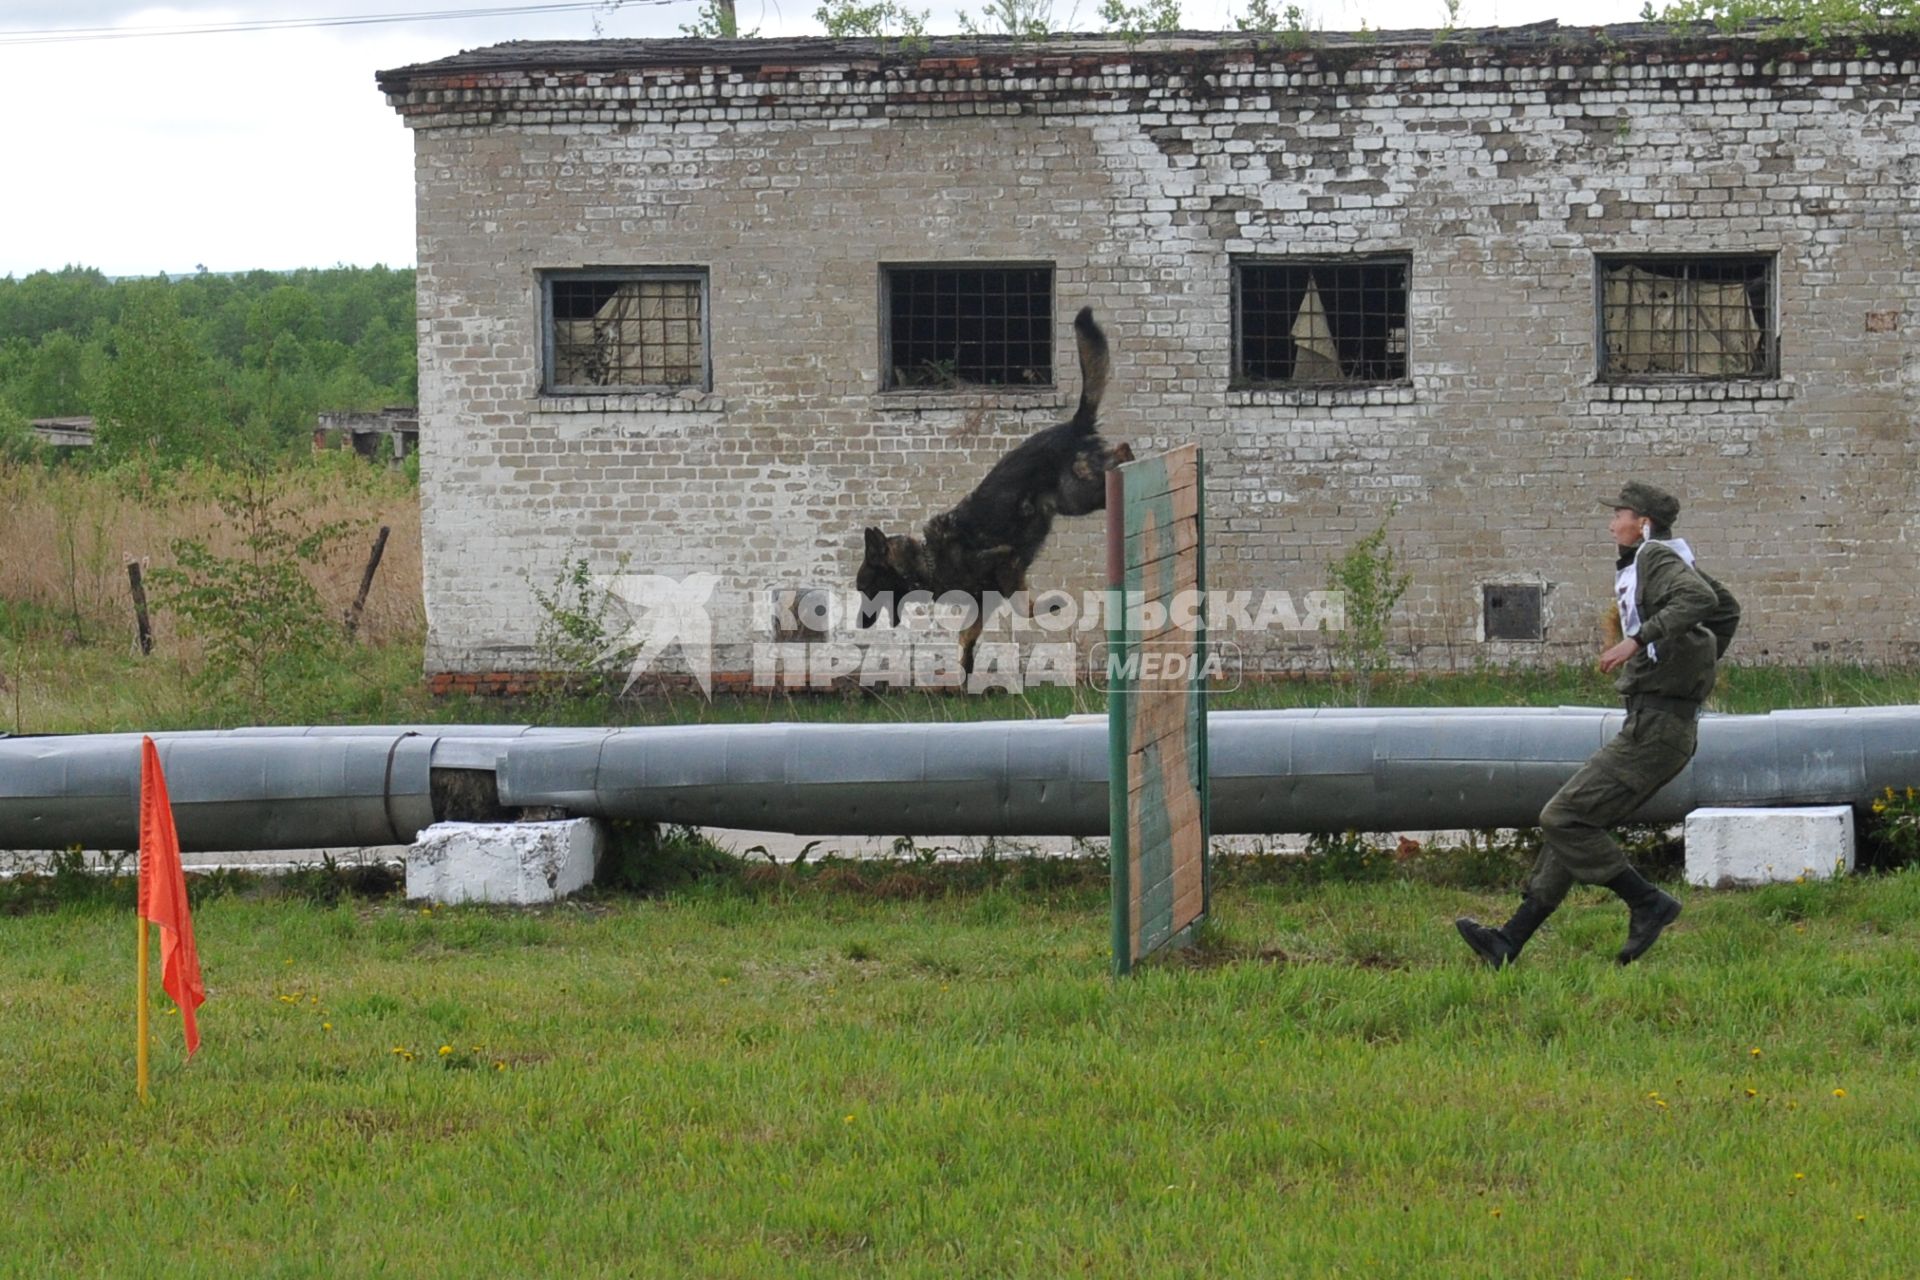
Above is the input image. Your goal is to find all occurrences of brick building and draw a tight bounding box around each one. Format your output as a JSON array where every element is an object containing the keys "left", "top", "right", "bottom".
[{"left": 378, "top": 23, "right": 1920, "bottom": 695}]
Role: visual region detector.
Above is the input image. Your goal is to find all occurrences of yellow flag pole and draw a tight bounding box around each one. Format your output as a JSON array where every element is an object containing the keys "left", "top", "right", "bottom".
[{"left": 137, "top": 914, "right": 151, "bottom": 1103}]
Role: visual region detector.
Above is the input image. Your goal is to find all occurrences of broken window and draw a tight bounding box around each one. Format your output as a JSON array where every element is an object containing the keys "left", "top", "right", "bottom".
[
  {"left": 1483, "top": 584, "right": 1544, "bottom": 642},
  {"left": 883, "top": 265, "right": 1053, "bottom": 390},
  {"left": 1598, "top": 256, "right": 1774, "bottom": 380},
  {"left": 544, "top": 270, "right": 709, "bottom": 392},
  {"left": 1233, "top": 257, "right": 1410, "bottom": 386}
]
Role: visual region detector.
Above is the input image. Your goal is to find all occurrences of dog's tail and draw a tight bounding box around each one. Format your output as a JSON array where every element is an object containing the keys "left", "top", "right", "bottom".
[{"left": 1068, "top": 306, "right": 1110, "bottom": 435}]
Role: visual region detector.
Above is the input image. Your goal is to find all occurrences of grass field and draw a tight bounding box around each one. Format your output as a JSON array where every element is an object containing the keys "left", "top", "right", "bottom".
[
  {"left": 5, "top": 458, "right": 1918, "bottom": 1274},
  {"left": 3, "top": 867, "right": 1917, "bottom": 1277}
]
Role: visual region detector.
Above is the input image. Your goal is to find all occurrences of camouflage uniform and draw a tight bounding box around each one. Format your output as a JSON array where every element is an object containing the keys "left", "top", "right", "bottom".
[{"left": 1458, "top": 481, "right": 1740, "bottom": 967}]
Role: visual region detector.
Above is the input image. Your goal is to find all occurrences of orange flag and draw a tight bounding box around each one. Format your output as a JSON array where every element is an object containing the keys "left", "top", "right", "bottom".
[{"left": 139, "top": 736, "right": 205, "bottom": 1059}]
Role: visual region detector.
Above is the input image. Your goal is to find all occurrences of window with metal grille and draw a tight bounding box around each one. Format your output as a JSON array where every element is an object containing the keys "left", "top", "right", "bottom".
[
  {"left": 1483, "top": 584, "right": 1544, "bottom": 642},
  {"left": 883, "top": 265, "right": 1053, "bottom": 390},
  {"left": 543, "top": 269, "right": 709, "bottom": 393},
  {"left": 1233, "top": 257, "right": 1410, "bottom": 386},
  {"left": 1597, "top": 256, "right": 1775, "bottom": 380}
]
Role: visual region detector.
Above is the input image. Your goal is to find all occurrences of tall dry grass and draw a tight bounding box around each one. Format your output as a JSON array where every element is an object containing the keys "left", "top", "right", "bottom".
[{"left": 0, "top": 455, "right": 423, "bottom": 657}]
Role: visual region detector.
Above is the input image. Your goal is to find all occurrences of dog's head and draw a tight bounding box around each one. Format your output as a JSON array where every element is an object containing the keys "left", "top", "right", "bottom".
[{"left": 857, "top": 527, "right": 917, "bottom": 628}]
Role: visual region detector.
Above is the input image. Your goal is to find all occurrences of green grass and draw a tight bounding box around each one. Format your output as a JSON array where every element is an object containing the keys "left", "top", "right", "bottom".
[
  {"left": 3, "top": 874, "right": 1916, "bottom": 1276},
  {"left": 7, "top": 593, "right": 1920, "bottom": 735}
]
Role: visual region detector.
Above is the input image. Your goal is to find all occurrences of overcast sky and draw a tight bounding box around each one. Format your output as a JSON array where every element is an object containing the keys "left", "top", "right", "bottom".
[{"left": 0, "top": 0, "right": 1643, "bottom": 278}]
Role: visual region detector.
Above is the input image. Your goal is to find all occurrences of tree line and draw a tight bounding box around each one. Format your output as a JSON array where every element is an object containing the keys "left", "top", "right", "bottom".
[{"left": 0, "top": 265, "right": 416, "bottom": 468}]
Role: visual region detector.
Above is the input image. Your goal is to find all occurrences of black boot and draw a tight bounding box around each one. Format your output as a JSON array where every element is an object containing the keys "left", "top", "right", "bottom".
[
  {"left": 1604, "top": 867, "right": 1683, "bottom": 965},
  {"left": 1455, "top": 895, "right": 1555, "bottom": 969}
]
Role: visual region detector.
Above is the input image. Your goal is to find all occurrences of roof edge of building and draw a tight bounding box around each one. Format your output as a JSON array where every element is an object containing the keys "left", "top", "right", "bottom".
[{"left": 375, "top": 19, "right": 1913, "bottom": 92}]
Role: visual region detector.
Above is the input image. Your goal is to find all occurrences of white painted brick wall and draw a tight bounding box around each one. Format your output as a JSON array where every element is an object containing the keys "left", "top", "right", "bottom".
[{"left": 386, "top": 35, "right": 1920, "bottom": 683}]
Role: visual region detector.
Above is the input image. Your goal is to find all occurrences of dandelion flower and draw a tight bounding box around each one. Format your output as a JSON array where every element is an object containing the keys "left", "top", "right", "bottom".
[
  {"left": 1745, "top": 1088, "right": 1757, "bottom": 1098},
  {"left": 322, "top": 1022, "right": 333, "bottom": 1032},
  {"left": 1794, "top": 1172, "right": 1806, "bottom": 1181},
  {"left": 1833, "top": 1088, "right": 1847, "bottom": 1098},
  {"left": 1750, "top": 1047, "right": 1762, "bottom": 1057},
  {"left": 1856, "top": 1214, "right": 1867, "bottom": 1223},
  {"left": 1654, "top": 1100, "right": 1668, "bottom": 1110},
  {"left": 1489, "top": 1208, "right": 1502, "bottom": 1218},
  {"left": 494, "top": 1060, "right": 506, "bottom": 1071},
  {"left": 843, "top": 1114, "right": 855, "bottom": 1124},
  {"left": 439, "top": 1044, "right": 453, "bottom": 1056}
]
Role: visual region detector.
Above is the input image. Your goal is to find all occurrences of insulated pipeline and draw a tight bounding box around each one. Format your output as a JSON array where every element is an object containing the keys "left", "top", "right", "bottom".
[
  {"left": 0, "top": 733, "right": 439, "bottom": 852},
  {"left": 495, "top": 707, "right": 1920, "bottom": 836},
  {"left": 3, "top": 707, "right": 1915, "bottom": 848}
]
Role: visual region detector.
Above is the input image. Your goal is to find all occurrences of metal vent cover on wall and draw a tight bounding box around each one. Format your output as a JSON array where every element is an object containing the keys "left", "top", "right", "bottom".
[
  {"left": 772, "top": 587, "right": 832, "bottom": 643},
  {"left": 1483, "top": 584, "right": 1544, "bottom": 642}
]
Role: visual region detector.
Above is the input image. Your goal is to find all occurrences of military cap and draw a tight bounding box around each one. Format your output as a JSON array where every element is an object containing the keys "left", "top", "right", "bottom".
[{"left": 1600, "top": 481, "right": 1681, "bottom": 528}]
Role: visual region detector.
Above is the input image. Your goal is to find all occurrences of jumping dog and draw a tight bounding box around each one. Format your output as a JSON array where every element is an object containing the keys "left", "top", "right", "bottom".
[{"left": 857, "top": 307, "right": 1130, "bottom": 675}]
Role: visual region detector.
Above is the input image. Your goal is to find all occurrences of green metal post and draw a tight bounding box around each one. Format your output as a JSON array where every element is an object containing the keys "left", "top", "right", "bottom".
[{"left": 1106, "top": 465, "right": 1131, "bottom": 977}]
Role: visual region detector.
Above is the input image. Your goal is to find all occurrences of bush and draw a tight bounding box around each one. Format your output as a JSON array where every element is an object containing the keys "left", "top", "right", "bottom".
[
  {"left": 146, "top": 462, "right": 358, "bottom": 718},
  {"left": 524, "top": 548, "right": 635, "bottom": 722},
  {"left": 0, "top": 846, "right": 134, "bottom": 915},
  {"left": 1862, "top": 785, "right": 1920, "bottom": 872},
  {"left": 1299, "top": 828, "right": 1392, "bottom": 883},
  {"left": 276, "top": 854, "right": 404, "bottom": 907},
  {"left": 1324, "top": 510, "right": 1412, "bottom": 707},
  {"left": 1418, "top": 827, "right": 1541, "bottom": 891},
  {"left": 1615, "top": 822, "right": 1686, "bottom": 880},
  {"left": 593, "top": 820, "right": 743, "bottom": 895},
  {"left": 0, "top": 398, "right": 45, "bottom": 467}
]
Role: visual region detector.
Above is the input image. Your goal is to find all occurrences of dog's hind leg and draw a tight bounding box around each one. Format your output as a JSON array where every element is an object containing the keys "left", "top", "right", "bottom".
[{"left": 958, "top": 612, "right": 984, "bottom": 676}]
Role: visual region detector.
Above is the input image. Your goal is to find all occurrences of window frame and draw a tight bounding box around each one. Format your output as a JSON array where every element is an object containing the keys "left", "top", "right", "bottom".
[
  {"left": 1592, "top": 252, "right": 1779, "bottom": 384},
  {"left": 879, "top": 261, "right": 1057, "bottom": 393},
  {"left": 1230, "top": 253, "right": 1413, "bottom": 390},
  {"left": 540, "top": 266, "right": 712, "bottom": 396}
]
